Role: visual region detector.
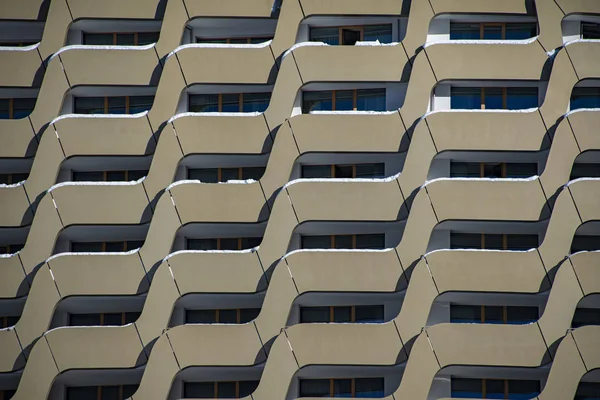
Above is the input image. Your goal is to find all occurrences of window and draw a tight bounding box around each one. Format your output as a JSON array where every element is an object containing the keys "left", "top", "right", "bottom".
[
  {"left": 572, "top": 308, "right": 600, "bottom": 328},
  {"left": 0, "top": 316, "right": 19, "bottom": 328},
  {"left": 0, "top": 173, "right": 28, "bottom": 184},
  {"left": 582, "top": 22, "right": 600, "bottom": 39},
  {"left": 188, "top": 93, "right": 271, "bottom": 113},
  {"left": 450, "top": 305, "right": 539, "bottom": 324},
  {"left": 302, "top": 89, "right": 386, "bottom": 113},
  {"left": 571, "top": 163, "right": 600, "bottom": 179},
  {"left": 576, "top": 382, "right": 600, "bottom": 399},
  {"left": 450, "top": 22, "right": 537, "bottom": 40},
  {"left": 571, "top": 235, "right": 600, "bottom": 254},
  {"left": 185, "top": 308, "right": 260, "bottom": 324},
  {"left": 300, "top": 305, "right": 384, "bottom": 324},
  {"left": 301, "top": 163, "right": 385, "bottom": 179},
  {"left": 0, "top": 244, "right": 24, "bottom": 255},
  {"left": 186, "top": 237, "right": 262, "bottom": 250},
  {"left": 451, "top": 378, "right": 540, "bottom": 399},
  {"left": 450, "top": 162, "right": 538, "bottom": 178},
  {"left": 83, "top": 32, "right": 160, "bottom": 45},
  {"left": 301, "top": 234, "right": 386, "bottom": 250},
  {"left": 73, "top": 96, "right": 154, "bottom": 114},
  {"left": 450, "top": 233, "right": 538, "bottom": 250},
  {"left": 0, "top": 390, "right": 15, "bottom": 400},
  {"left": 0, "top": 98, "right": 36, "bottom": 119},
  {"left": 196, "top": 36, "right": 272, "bottom": 44},
  {"left": 299, "top": 378, "right": 384, "bottom": 398},
  {"left": 450, "top": 87, "right": 538, "bottom": 110},
  {"left": 70, "top": 241, "right": 144, "bottom": 252},
  {"left": 309, "top": 24, "right": 392, "bottom": 45},
  {"left": 187, "top": 167, "right": 265, "bottom": 182},
  {"left": 68, "top": 312, "right": 141, "bottom": 326},
  {"left": 183, "top": 381, "right": 259, "bottom": 398},
  {"left": 571, "top": 87, "right": 600, "bottom": 110},
  {"left": 67, "top": 385, "right": 138, "bottom": 400},
  {"left": 72, "top": 170, "right": 148, "bottom": 182}
]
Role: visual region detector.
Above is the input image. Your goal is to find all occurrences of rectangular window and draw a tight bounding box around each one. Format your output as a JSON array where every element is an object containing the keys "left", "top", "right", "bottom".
[
  {"left": 188, "top": 93, "right": 271, "bottom": 113},
  {"left": 302, "top": 89, "right": 386, "bottom": 113},
  {"left": 72, "top": 170, "right": 148, "bottom": 182},
  {"left": 0, "top": 173, "right": 29, "bottom": 185},
  {"left": 450, "top": 162, "right": 537, "bottom": 178},
  {"left": 301, "top": 234, "right": 385, "bottom": 250},
  {"left": 451, "top": 87, "right": 538, "bottom": 110},
  {"left": 67, "top": 385, "right": 138, "bottom": 400},
  {"left": 74, "top": 96, "right": 154, "bottom": 114},
  {"left": 575, "top": 382, "right": 600, "bottom": 399},
  {"left": 185, "top": 308, "right": 260, "bottom": 324},
  {"left": 570, "top": 163, "right": 600, "bottom": 180},
  {"left": 299, "top": 378, "right": 384, "bottom": 397},
  {"left": 186, "top": 237, "right": 262, "bottom": 251},
  {"left": 83, "top": 32, "right": 160, "bottom": 45},
  {"left": 451, "top": 378, "right": 540, "bottom": 398},
  {"left": 309, "top": 24, "right": 392, "bottom": 45},
  {"left": 0, "top": 98, "right": 36, "bottom": 119},
  {"left": 572, "top": 308, "right": 600, "bottom": 328},
  {"left": 0, "top": 244, "right": 24, "bottom": 255},
  {"left": 68, "top": 312, "right": 141, "bottom": 326},
  {"left": 184, "top": 380, "right": 259, "bottom": 398},
  {"left": 571, "top": 235, "right": 600, "bottom": 254},
  {"left": 301, "top": 163, "right": 384, "bottom": 179},
  {"left": 450, "top": 22, "right": 537, "bottom": 40},
  {"left": 187, "top": 167, "right": 265, "bottom": 182},
  {"left": 300, "top": 305, "right": 384, "bottom": 323},
  {"left": 450, "top": 305, "right": 538, "bottom": 324},
  {"left": 582, "top": 22, "right": 600, "bottom": 39},
  {"left": 196, "top": 36, "right": 273, "bottom": 44},
  {"left": 70, "top": 241, "right": 144, "bottom": 252},
  {"left": 571, "top": 87, "right": 600, "bottom": 110},
  {"left": 450, "top": 233, "right": 538, "bottom": 250}
]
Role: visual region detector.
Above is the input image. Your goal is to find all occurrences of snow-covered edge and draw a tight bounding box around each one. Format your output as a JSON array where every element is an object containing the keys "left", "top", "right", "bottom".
[
  {"left": 46, "top": 248, "right": 141, "bottom": 263},
  {"left": 421, "top": 176, "right": 539, "bottom": 189},
  {"left": 166, "top": 179, "right": 257, "bottom": 191},
  {"left": 564, "top": 107, "right": 600, "bottom": 118},
  {"left": 424, "top": 36, "right": 538, "bottom": 48},
  {"left": 422, "top": 107, "right": 538, "bottom": 119},
  {"left": 50, "top": 110, "right": 149, "bottom": 125},
  {"left": 163, "top": 247, "right": 258, "bottom": 262},
  {"left": 281, "top": 173, "right": 402, "bottom": 191},
  {"left": 310, "top": 110, "right": 397, "bottom": 115},
  {"left": 283, "top": 42, "right": 328, "bottom": 59},
  {"left": 49, "top": 43, "right": 156, "bottom": 61},
  {"left": 48, "top": 177, "right": 146, "bottom": 192},
  {"left": 564, "top": 177, "right": 600, "bottom": 188},
  {"left": 425, "top": 248, "right": 537, "bottom": 256},
  {"left": 167, "top": 40, "right": 272, "bottom": 58},
  {"left": 284, "top": 247, "right": 391, "bottom": 259},
  {"left": 168, "top": 111, "right": 261, "bottom": 123},
  {"left": 0, "top": 180, "right": 26, "bottom": 189},
  {"left": 0, "top": 42, "right": 40, "bottom": 52}
]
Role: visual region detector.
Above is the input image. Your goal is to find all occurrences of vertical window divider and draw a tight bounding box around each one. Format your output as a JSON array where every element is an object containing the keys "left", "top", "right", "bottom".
[
  {"left": 479, "top": 24, "right": 484, "bottom": 39},
  {"left": 103, "top": 171, "right": 107, "bottom": 181},
  {"left": 104, "top": 96, "right": 109, "bottom": 114},
  {"left": 217, "top": 238, "right": 222, "bottom": 250},
  {"left": 479, "top": 163, "right": 485, "bottom": 178},
  {"left": 504, "top": 379, "right": 509, "bottom": 399},
  {"left": 502, "top": 87, "right": 507, "bottom": 109},
  {"left": 113, "top": 33, "right": 117, "bottom": 45},
  {"left": 351, "top": 306, "right": 356, "bottom": 322},
  {"left": 353, "top": 89, "right": 357, "bottom": 111},
  {"left": 8, "top": 98, "right": 13, "bottom": 119},
  {"left": 351, "top": 378, "right": 356, "bottom": 397},
  {"left": 236, "top": 308, "right": 241, "bottom": 324},
  {"left": 330, "top": 378, "right": 334, "bottom": 397},
  {"left": 352, "top": 165, "right": 357, "bottom": 178},
  {"left": 481, "top": 234, "right": 486, "bottom": 249},
  {"left": 501, "top": 163, "right": 507, "bottom": 178},
  {"left": 218, "top": 168, "right": 222, "bottom": 182},
  {"left": 100, "top": 313, "right": 105, "bottom": 326},
  {"left": 352, "top": 235, "right": 357, "bottom": 249},
  {"left": 330, "top": 165, "right": 335, "bottom": 178},
  {"left": 503, "top": 306, "right": 508, "bottom": 324},
  {"left": 235, "top": 381, "right": 240, "bottom": 398},
  {"left": 102, "top": 242, "right": 107, "bottom": 252},
  {"left": 121, "top": 312, "right": 126, "bottom": 325},
  {"left": 119, "top": 385, "right": 124, "bottom": 400},
  {"left": 502, "top": 234, "right": 508, "bottom": 250},
  {"left": 134, "top": 32, "right": 139, "bottom": 46},
  {"left": 97, "top": 386, "right": 102, "bottom": 400},
  {"left": 331, "top": 235, "right": 335, "bottom": 249},
  {"left": 237, "top": 238, "right": 242, "bottom": 251},
  {"left": 238, "top": 167, "right": 243, "bottom": 180},
  {"left": 482, "top": 379, "right": 487, "bottom": 398},
  {"left": 126, "top": 96, "right": 130, "bottom": 114},
  {"left": 480, "top": 88, "right": 485, "bottom": 110},
  {"left": 218, "top": 94, "right": 223, "bottom": 112},
  {"left": 215, "top": 309, "right": 220, "bottom": 323},
  {"left": 502, "top": 23, "right": 506, "bottom": 40},
  {"left": 214, "top": 382, "right": 219, "bottom": 398},
  {"left": 481, "top": 305, "right": 485, "bottom": 323},
  {"left": 239, "top": 93, "right": 244, "bottom": 112},
  {"left": 329, "top": 306, "right": 334, "bottom": 323},
  {"left": 332, "top": 91, "right": 336, "bottom": 111}
]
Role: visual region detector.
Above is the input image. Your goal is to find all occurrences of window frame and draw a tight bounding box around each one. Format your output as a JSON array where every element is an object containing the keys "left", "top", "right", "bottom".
[
  {"left": 185, "top": 308, "right": 261, "bottom": 324},
  {"left": 450, "top": 87, "right": 538, "bottom": 110},
  {"left": 451, "top": 377, "right": 540, "bottom": 399},
  {"left": 70, "top": 240, "right": 144, "bottom": 252},
  {"left": 68, "top": 311, "right": 141, "bottom": 326},
  {"left": 82, "top": 31, "right": 160, "bottom": 45},
  {"left": 188, "top": 92, "right": 271, "bottom": 113},
  {"left": 66, "top": 384, "right": 139, "bottom": 400},
  {"left": 302, "top": 88, "right": 386, "bottom": 113},
  {"left": 450, "top": 233, "right": 539, "bottom": 250},
  {"left": 301, "top": 163, "right": 385, "bottom": 179},
  {"left": 450, "top": 304, "right": 539, "bottom": 324},
  {"left": 449, "top": 162, "right": 538, "bottom": 178},
  {"left": 73, "top": 95, "right": 154, "bottom": 114},
  {"left": 449, "top": 22, "right": 538, "bottom": 40},
  {"left": 299, "top": 377, "right": 385, "bottom": 397},
  {"left": 309, "top": 23, "right": 393, "bottom": 45},
  {"left": 184, "top": 380, "right": 259, "bottom": 398},
  {"left": 71, "top": 170, "right": 148, "bottom": 182},
  {"left": 300, "top": 305, "right": 385, "bottom": 324},
  {"left": 186, "top": 166, "right": 266, "bottom": 182},
  {"left": 186, "top": 237, "right": 262, "bottom": 251},
  {"left": 195, "top": 36, "right": 273, "bottom": 44},
  {"left": 0, "top": 98, "right": 36, "bottom": 119},
  {"left": 301, "top": 234, "right": 386, "bottom": 250}
]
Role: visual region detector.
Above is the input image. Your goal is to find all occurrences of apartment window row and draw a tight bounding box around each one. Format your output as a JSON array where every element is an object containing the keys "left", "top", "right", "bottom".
[
  {"left": 0, "top": 316, "right": 19, "bottom": 329},
  {"left": 302, "top": 89, "right": 386, "bottom": 113},
  {"left": 582, "top": 22, "right": 600, "bottom": 39},
  {"left": 301, "top": 163, "right": 385, "bottom": 179},
  {"left": 69, "top": 312, "right": 141, "bottom": 327},
  {"left": 450, "top": 87, "right": 538, "bottom": 110},
  {"left": 450, "top": 22, "right": 537, "bottom": 40},
  {"left": 451, "top": 378, "right": 540, "bottom": 399},
  {"left": 187, "top": 167, "right": 265, "bottom": 182},
  {"left": 184, "top": 381, "right": 259, "bottom": 398},
  {"left": 0, "top": 173, "right": 28, "bottom": 185},
  {"left": 299, "top": 378, "right": 384, "bottom": 398},
  {"left": 450, "top": 305, "right": 539, "bottom": 325},
  {"left": 310, "top": 24, "right": 392, "bottom": 46},
  {"left": 67, "top": 385, "right": 138, "bottom": 400},
  {"left": 72, "top": 170, "right": 148, "bottom": 182},
  {"left": 83, "top": 32, "right": 159, "bottom": 46},
  {"left": 0, "top": 98, "right": 36, "bottom": 119},
  {"left": 571, "top": 235, "right": 600, "bottom": 254},
  {"left": 196, "top": 36, "right": 272, "bottom": 44},
  {"left": 185, "top": 308, "right": 260, "bottom": 324},
  {"left": 571, "top": 164, "right": 600, "bottom": 180},
  {"left": 450, "top": 162, "right": 538, "bottom": 179},
  {"left": 189, "top": 93, "right": 271, "bottom": 113},
  {"left": 71, "top": 241, "right": 144, "bottom": 252},
  {"left": 0, "top": 244, "right": 24, "bottom": 255},
  {"left": 300, "top": 305, "right": 384, "bottom": 324},
  {"left": 571, "top": 87, "right": 600, "bottom": 110},
  {"left": 301, "top": 234, "right": 385, "bottom": 250},
  {"left": 73, "top": 96, "right": 154, "bottom": 115},
  {"left": 187, "top": 237, "right": 261, "bottom": 251},
  {"left": 572, "top": 308, "right": 600, "bottom": 328},
  {"left": 0, "top": 41, "right": 37, "bottom": 47},
  {"left": 450, "top": 233, "right": 538, "bottom": 251}
]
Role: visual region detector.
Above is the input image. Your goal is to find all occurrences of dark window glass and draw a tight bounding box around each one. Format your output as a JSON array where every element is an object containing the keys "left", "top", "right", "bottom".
[
  {"left": 506, "top": 87, "right": 538, "bottom": 110},
  {"left": 450, "top": 162, "right": 481, "bottom": 178},
  {"left": 83, "top": 33, "right": 113, "bottom": 45},
  {"left": 137, "top": 32, "right": 160, "bottom": 45},
  {"left": 103, "top": 313, "right": 123, "bottom": 326},
  {"left": 74, "top": 97, "right": 105, "bottom": 114},
  {"left": 128, "top": 170, "right": 148, "bottom": 181},
  {"left": 229, "top": 38, "right": 249, "bottom": 44},
  {"left": 300, "top": 307, "right": 330, "bottom": 323},
  {"left": 355, "top": 234, "right": 386, "bottom": 249},
  {"left": 101, "top": 385, "right": 120, "bottom": 400},
  {"left": 189, "top": 94, "right": 219, "bottom": 112},
  {"left": 309, "top": 27, "right": 339, "bottom": 45},
  {"left": 105, "top": 242, "right": 125, "bottom": 252},
  {"left": 69, "top": 314, "right": 101, "bottom": 326},
  {"left": 302, "top": 91, "right": 333, "bottom": 113},
  {"left": 123, "top": 385, "right": 139, "bottom": 398},
  {"left": 12, "top": 98, "right": 36, "bottom": 119},
  {"left": 184, "top": 382, "right": 214, "bottom": 397},
  {"left": 482, "top": 25, "right": 503, "bottom": 40},
  {"left": 219, "top": 238, "right": 239, "bottom": 250},
  {"left": 486, "top": 379, "right": 505, "bottom": 398},
  {"left": 451, "top": 87, "right": 481, "bottom": 110},
  {"left": 451, "top": 378, "right": 483, "bottom": 398},
  {"left": 220, "top": 167, "right": 239, "bottom": 182},
  {"left": 506, "top": 234, "right": 538, "bottom": 251},
  {"left": 572, "top": 308, "right": 600, "bottom": 328},
  {"left": 299, "top": 379, "right": 330, "bottom": 397},
  {"left": 505, "top": 163, "right": 538, "bottom": 178},
  {"left": 196, "top": 38, "right": 228, "bottom": 44},
  {"left": 302, "top": 165, "right": 332, "bottom": 178},
  {"left": 450, "top": 233, "right": 481, "bottom": 249},
  {"left": 355, "top": 163, "right": 385, "bottom": 179},
  {"left": 0, "top": 99, "right": 9, "bottom": 119},
  {"left": 125, "top": 240, "right": 144, "bottom": 251},
  {"left": 1, "top": 389, "right": 16, "bottom": 399},
  {"left": 571, "top": 87, "right": 600, "bottom": 110},
  {"left": 187, "top": 238, "right": 218, "bottom": 250},
  {"left": 450, "top": 23, "right": 481, "bottom": 40},
  {"left": 355, "top": 305, "right": 385, "bottom": 323},
  {"left": 241, "top": 237, "right": 262, "bottom": 249},
  {"left": 301, "top": 235, "right": 331, "bottom": 249},
  {"left": 11, "top": 173, "right": 29, "bottom": 183},
  {"left": 571, "top": 235, "right": 600, "bottom": 253},
  {"left": 128, "top": 95, "right": 154, "bottom": 114},
  {"left": 124, "top": 312, "right": 141, "bottom": 324},
  {"left": 218, "top": 309, "right": 237, "bottom": 324},
  {"left": 9, "top": 244, "right": 24, "bottom": 253},
  {"left": 73, "top": 171, "right": 104, "bottom": 181},
  {"left": 333, "top": 379, "right": 352, "bottom": 396},
  {"left": 250, "top": 37, "right": 272, "bottom": 44},
  {"left": 357, "top": 89, "right": 386, "bottom": 111},
  {"left": 484, "top": 87, "right": 503, "bottom": 110},
  {"left": 363, "top": 24, "right": 393, "bottom": 43},
  {"left": 107, "top": 96, "right": 126, "bottom": 114},
  {"left": 333, "top": 306, "right": 352, "bottom": 322},
  {"left": 241, "top": 167, "right": 265, "bottom": 180},
  {"left": 218, "top": 381, "right": 236, "bottom": 398},
  {"left": 508, "top": 380, "right": 541, "bottom": 398},
  {"left": 571, "top": 163, "right": 600, "bottom": 180},
  {"left": 485, "top": 306, "right": 504, "bottom": 324},
  {"left": 334, "top": 234, "right": 353, "bottom": 249},
  {"left": 335, "top": 90, "right": 354, "bottom": 111},
  {"left": 482, "top": 163, "right": 503, "bottom": 178},
  {"left": 221, "top": 93, "right": 240, "bottom": 112},
  {"left": 485, "top": 234, "right": 504, "bottom": 250},
  {"left": 243, "top": 92, "right": 271, "bottom": 113},
  {"left": 71, "top": 242, "right": 104, "bottom": 252},
  {"left": 239, "top": 381, "right": 260, "bottom": 397},
  {"left": 450, "top": 305, "right": 482, "bottom": 323},
  {"left": 576, "top": 382, "right": 600, "bottom": 399},
  {"left": 582, "top": 22, "right": 600, "bottom": 40},
  {"left": 115, "top": 33, "right": 135, "bottom": 45},
  {"left": 106, "top": 171, "right": 126, "bottom": 181},
  {"left": 239, "top": 308, "right": 261, "bottom": 323},
  {"left": 188, "top": 168, "right": 219, "bottom": 182},
  {"left": 506, "top": 306, "right": 539, "bottom": 324},
  {"left": 341, "top": 29, "right": 361, "bottom": 45},
  {"left": 186, "top": 310, "right": 217, "bottom": 324},
  {"left": 67, "top": 386, "right": 99, "bottom": 400},
  {"left": 505, "top": 23, "right": 537, "bottom": 40},
  {"left": 355, "top": 378, "right": 385, "bottom": 397}
]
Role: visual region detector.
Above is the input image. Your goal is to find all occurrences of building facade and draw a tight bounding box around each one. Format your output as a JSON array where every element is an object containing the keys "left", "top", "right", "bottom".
[{"left": 0, "top": 0, "right": 600, "bottom": 399}]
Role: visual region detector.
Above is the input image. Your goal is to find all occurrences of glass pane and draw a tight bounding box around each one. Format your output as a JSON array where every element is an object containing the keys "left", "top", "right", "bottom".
[
  {"left": 71, "top": 242, "right": 104, "bottom": 252},
  {"left": 582, "top": 23, "right": 600, "bottom": 40},
  {"left": 576, "top": 381, "right": 600, "bottom": 398},
  {"left": 450, "top": 305, "right": 481, "bottom": 323},
  {"left": 506, "top": 87, "right": 538, "bottom": 110},
  {"left": 508, "top": 379, "right": 540, "bottom": 399},
  {"left": 250, "top": 37, "right": 272, "bottom": 44},
  {"left": 450, "top": 162, "right": 481, "bottom": 178},
  {"left": 128, "top": 170, "right": 148, "bottom": 181},
  {"left": 571, "top": 87, "right": 600, "bottom": 110},
  {"left": 73, "top": 171, "right": 104, "bottom": 181},
  {"left": 184, "top": 382, "right": 214, "bottom": 397},
  {"left": 482, "top": 163, "right": 503, "bottom": 178},
  {"left": 363, "top": 24, "right": 393, "bottom": 43},
  {"left": 219, "top": 238, "right": 239, "bottom": 250},
  {"left": 74, "top": 97, "right": 105, "bottom": 114},
  {"left": 125, "top": 239, "right": 143, "bottom": 250},
  {"left": 12, "top": 98, "right": 36, "bottom": 119},
  {"left": 571, "top": 235, "right": 600, "bottom": 253},
  {"left": 506, "top": 234, "right": 538, "bottom": 251},
  {"left": 302, "top": 91, "right": 333, "bottom": 113},
  {"left": 196, "top": 38, "right": 228, "bottom": 44},
  {"left": 302, "top": 165, "right": 332, "bottom": 178},
  {"left": 482, "top": 25, "right": 502, "bottom": 40},
  {"left": 357, "top": 88, "right": 386, "bottom": 111},
  {"left": 451, "top": 378, "right": 483, "bottom": 398},
  {"left": 241, "top": 237, "right": 262, "bottom": 249},
  {"left": 241, "top": 167, "right": 265, "bottom": 180},
  {"left": 355, "top": 378, "right": 385, "bottom": 398},
  {"left": 221, "top": 168, "right": 239, "bottom": 182},
  {"left": 484, "top": 88, "right": 503, "bottom": 110},
  {"left": 355, "top": 305, "right": 385, "bottom": 323},
  {"left": 333, "top": 379, "right": 352, "bottom": 396},
  {"left": 186, "top": 310, "right": 217, "bottom": 324},
  {"left": 301, "top": 235, "right": 331, "bottom": 249},
  {"left": 341, "top": 29, "right": 361, "bottom": 45},
  {"left": 355, "top": 163, "right": 385, "bottom": 178},
  {"left": 486, "top": 380, "right": 505, "bottom": 398},
  {"left": 334, "top": 165, "right": 353, "bottom": 178},
  {"left": 69, "top": 314, "right": 101, "bottom": 326},
  {"left": 484, "top": 306, "right": 504, "bottom": 324},
  {"left": 105, "top": 242, "right": 125, "bottom": 252},
  {"left": 106, "top": 171, "right": 126, "bottom": 181},
  {"left": 6, "top": 316, "right": 19, "bottom": 327},
  {"left": 239, "top": 381, "right": 259, "bottom": 397},
  {"left": 450, "top": 23, "right": 480, "bottom": 40},
  {"left": 107, "top": 97, "right": 126, "bottom": 114},
  {"left": 505, "top": 163, "right": 538, "bottom": 178},
  {"left": 506, "top": 306, "right": 539, "bottom": 324},
  {"left": 309, "top": 27, "right": 339, "bottom": 45},
  {"left": 100, "top": 385, "right": 119, "bottom": 400},
  {"left": 451, "top": 233, "right": 481, "bottom": 249},
  {"left": 137, "top": 32, "right": 159, "bottom": 45},
  {"left": 451, "top": 87, "right": 481, "bottom": 110},
  {"left": 300, "top": 307, "right": 330, "bottom": 323},
  {"left": 485, "top": 234, "right": 504, "bottom": 250},
  {"left": 335, "top": 90, "right": 354, "bottom": 111},
  {"left": 219, "top": 309, "right": 237, "bottom": 324},
  {"left": 187, "top": 238, "right": 218, "bottom": 250},
  {"left": 11, "top": 173, "right": 29, "bottom": 183},
  {"left": 103, "top": 313, "right": 123, "bottom": 326},
  {"left": 572, "top": 308, "right": 600, "bottom": 328},
  {"left": 3, "top": 389, "right": 16, "bottom": 399},
  {"left": 83, "top": 33, "right": 113, "bottom": 45},
  {"left": 67, "top": 386, "right": 99, "bottom": 400},
  {"left": 124, "top": 312, "right": 141, "bottom": 324},
  {"left": 239, "top": 308, "right": 261, "bottom": 323},
  {"left": 229, "top": 38, "right": 248, "bottom": 44},
  {"left": 221, "top": 93, "right": 240, "bottom": 112},
  {"left": 571, "top": 163, "right": 600, "bottom": 179},
  {"left": 505, "top": 23, "right": 537, "bottom": 40},
  {"left": 299, "top": 379, "right": 330, "bottom": 397},
  {"left": 189, "top": 94, "right": 219, "bottom": 112},
  {"left": 333, "top": 306, "right": 352, "bottom": 322},
  {"left": 188, "top": 168, "right": 219, "bottom": 183},
  {"left": 123, "top": 385, "right": 139, "bottom": 398},
  {"left": 243, "top": 92, "right": 271, "bottom": 113},
  {"left": 116, "top": 33, "right": 135, "bottom": 45},
  {"left": 0, "top": 99, "right": 9, "bottom": 119},
  {"left": 128, "top": 95, "right": 154, "bottom": 114},
  {"left": 355, "top": 234, "right": 386, "bottom": 249}
]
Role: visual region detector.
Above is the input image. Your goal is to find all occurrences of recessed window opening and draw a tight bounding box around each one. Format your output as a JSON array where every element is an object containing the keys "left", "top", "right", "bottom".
[
  {"left": 186, "top": 237, "right": 262, "bottom": 251},
  {"left": 187, "top": 167, "right": 265, "bottom": 182},
  {"left": 571, "top": 80, "right": 600, "bottom": 111},
  {"left": 68, "top": 311, "right": 141, "bottom": 326},
  {"left": 582, "top": 22, "right": 600, "bottom": 39},
  {"left": 450, "top": 304, "right": 539, "bottom": 325},
  {"left": 183, "top": 17, "right": 277, "bottom": 45},
  {"left": 66, "top": 384, "right": 139, "bottom": 400},
  {"left": 53, "top": 224, "right": 148, "bottom": 255},
  {"left": 0, "top": 21, "right": 44, "bottom": 46},
  {"left": 183, "top": 380, "right": 259, "bottom": 398},
  {"left": 0, "top": 227, "right": 29, "bottom": 255},
  {"left": 299, "top": 377, "right": 385, "bottom": 398},
  {"left": 450, "top": 233, "right": 539, "bottom": 251},
  {"left": 301, "top": 163, "right": 385, "bottom": 179},
  {"left": 188, "top": 92, "right": 271, "bottom": 113},
  {"left": 570, "top": 152, "right": 600, "bottom": 180},
  {"left": 449, "top": 22, "right": 537, "bottom": 40},
  {"left": 73, "top": 95, "right": 155, "bottom": 114},
  {"left": 301, "top": 234, "right": 386, "bottom": 250},
  {"left": 575, "top": 381, "right": 600, "bottom": 399},
  {"left": 450, "top": 87, "right": 539, "bottom": 110},
  {"left": 67, "top": 19, "right": 162, "bottom": 46},
  {"left": 82, "top": 32, "right": 159, "bottom": 45},
  {"left": 450, "top": 162, "right": 538, "bottom": 178},
  {"left": 300, "top": 305, "right": 385, "bottom": 324},
  {"left": 185, "top": 308, "right": 260, "bottom": 324},
  {"left": 302, "top": 88, "right": 386, "bottom": 113},
  {"left": 0, "top": 98, "right": 37, "bottom": 120},
  {"left": 310, "top": 24, "right": 393, "bottom": 45},
  {"left": 451, "top": 377, "right": 541, "bottom": 399}
]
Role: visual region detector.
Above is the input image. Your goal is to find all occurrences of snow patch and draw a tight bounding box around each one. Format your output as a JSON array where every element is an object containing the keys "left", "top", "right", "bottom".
[
  {"left": 51, "top": 111, "right": 149, "bottom": 125},
  {"left": 50, "top": 43, "right": 156, "bottom": 61},
  {"left": 0, "top": 180, "right": 26, "bottom": 189},
  {"left": 284, "top": 248, "right": 391, "bottom": 259},
  {"left": 421, "top": 176, "right": 539, "bottom": 189},
  {"left": 423, "top": 108, "right": 538, "bottom": 119},
  {"left": 0, "top": 42, "right": 40, "bottom": 52},
  {"left": 424, "top": 36, "right": 538, "bottom": 48},
  {"left": 425, "top": 248, "right": 537, "bottom": 256},
  {"left": 167, "top": 40, "right": 272, "bottom": 58},
  {"left": 48, "top": 177, "right": 145, "bottom": 192},
  {"left": 281, "top": 173, "right": 402, "bottom": 191},
  {"left": 168, "top": 111, "right": 261, "bottom": 123},
  {"left": 563, "top": 177, "right": 600, "bottom": 188},
  {"left": 564, "top": 108, "right": 600, "bottom": 118},
  {"left": 163, "top": 247, "right": 258, "bottom": 262},
  {"left": 283, "top": 42, "right": 328, "bottom": 59},
  {"left": 564, "top": 38, "right": 600, "bottom": 46},
  {"left": 46, "top": 248, "right": 141, "bottom": 263},
  {"left": 166, "top": 179, "right": 258, "bottom": 192},
  {"left": 0, "top": 253, "right": 18, "bottom": 258},
  {"left": 310, "top": 110, "right": 397, "bottom": 115},
  {"left": 355, "top": 40, "right": 399, "bottom": 47}
]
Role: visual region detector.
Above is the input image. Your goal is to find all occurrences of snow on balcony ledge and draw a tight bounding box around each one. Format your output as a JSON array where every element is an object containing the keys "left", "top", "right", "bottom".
[
  {"left": 51, "top": 111, "right": 149, "bottom": 126},
  {"left": 424, "top": 36, "right": 538, "bottom": 48},
  {"left": 0, "top": 180, "right": 26, "bottom": 189},
  {"left": 168, "top": 111, "right": 261, "bottom": 123},
  {"left": 422, "top": 108, "right": 539, "bottom": 120},
  {"left": 46, "top": 248, "right": 141, "bottom": 263},
  {"left": 564, "top": 108, "right": 600, "bottom": 118},
  {"left": 309, "top": 110, "right": 397, "bottom": 115},
  {"left": 0, "top": 42, "right": 40, "bottom": 52},
  {"left": 48, "top": 177, "right": 146, "bottom": 193},
  {"left": 163, "top": 247, "right": 258, "bottom": 262},
  {"left": 167, "top": 40, "right": 272, "bottom": 59},
  {"left": 563, "top": 177, "right": 600, "bottom": 188},
  {"left": 49, "top": 43, "right": 156, "bottom": 61},
  {"left": 283, "top": 42, "right": 328, "bottom": 59},
  {"left": 421, "top": 176, "right": 539, "bottom": 189}
]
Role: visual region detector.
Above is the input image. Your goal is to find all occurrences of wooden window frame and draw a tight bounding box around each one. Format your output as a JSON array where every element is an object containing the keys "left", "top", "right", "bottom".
[
  {"left": 216, "top": 167, "right": 245, "bottom": 182},
  {"left": 195, "top": 36, "right": 273, "bottom": 44},
  {"left": 479, "top": 88, "right": 508, "bottom": 110},
  {"left": 311, "top": 23, "right": 392, "bottom": 45},
  {"left": 479, "top": 378, "right": 512, "bottom": 398},
  {"left": 479, "top": 23, "right": 506, "bottom": 40},
  {"left": 480, "top": 234, "right": 509, "bottom": 250},
  {"left": 95, "top": 385, "right": 130, "bottom": 400}
]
